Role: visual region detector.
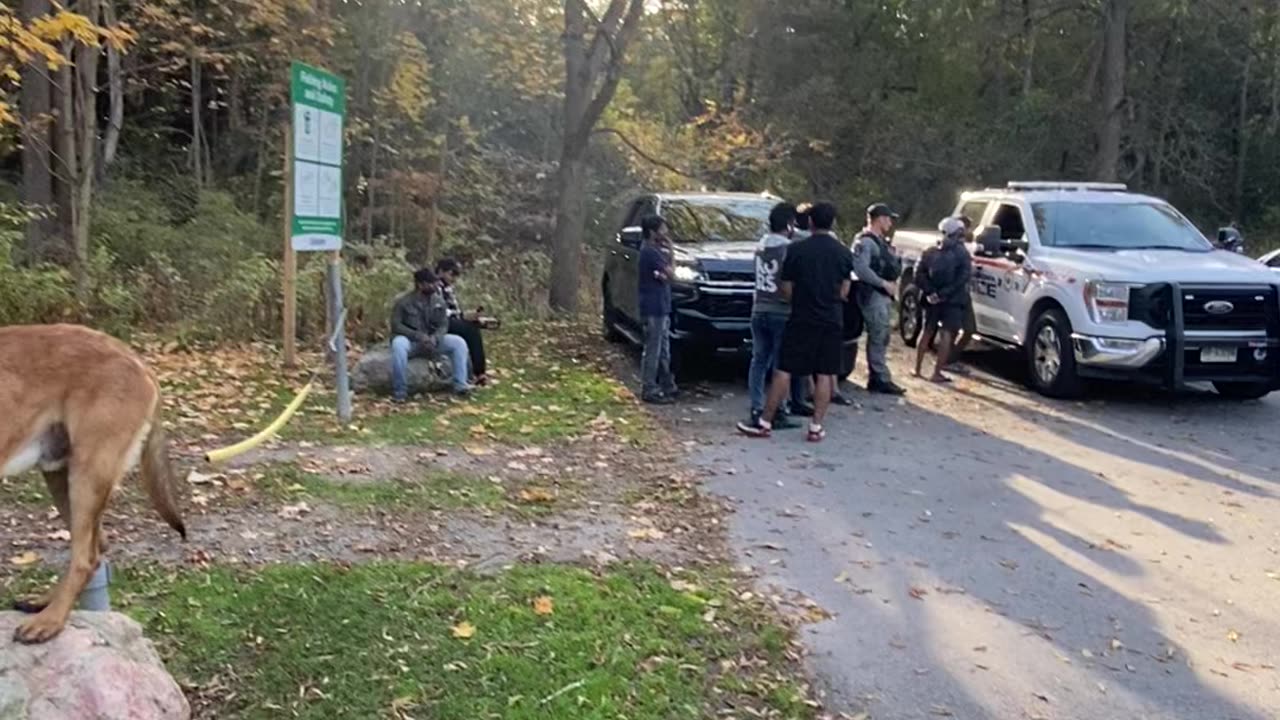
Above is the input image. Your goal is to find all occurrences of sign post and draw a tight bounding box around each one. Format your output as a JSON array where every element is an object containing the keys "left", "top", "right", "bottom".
[{"left": 283, "top": 61, "right": 351, "bottom": 422}]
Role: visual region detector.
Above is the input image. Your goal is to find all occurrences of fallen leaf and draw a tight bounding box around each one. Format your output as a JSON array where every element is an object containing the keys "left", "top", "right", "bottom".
[
  {"left": 532, "top": 596, "right": 554, "bottom": 616},
  {"left": 628, "top": 527, "right": 667, "bottom": 541},
  {"left": 1110, "top": 638, "right": 1124, "bottom": 651},
  {"left": 909, "top": 586, "right": 929, "bottom": 600},
  {"left": 277, "top": 502, "right": 311, "bottom": 520},
  {"left": 9, "top": 551, "right": 40, "bottom": 567},
  {"left": 186, "top": 470, "right": 215, "bottom": 485},
  {"left": 463, "top": 444, "right": 493, "bottom": 456},
  {"left": 1082, "top": 648, "right": 1094, "bottom": 659},
  {"left": 929, "top": 705, "right": 955, "bottom": 717},
  {"left": 834, "top": 572, "right": 850, "bottom": 584},
  {"left": 46, "top": 529, "right": 71, "bottom": 541},
  {"left": 468, "top": 424, "right": 487, "bottom": 436},
  {"left": 1227, "top": 630, "right": 1241, "bottom": 643},
  {"left": 451, "top": 622, "right": 476, "bottom": 639},
  {"left": 517, "top": 487, "right": 555, "bottom": 504}
]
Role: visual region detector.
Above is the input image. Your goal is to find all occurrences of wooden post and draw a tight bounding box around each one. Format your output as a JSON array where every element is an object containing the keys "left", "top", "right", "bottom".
[{"left": 282, "top": 128, "right": 297, "bottom": 368}]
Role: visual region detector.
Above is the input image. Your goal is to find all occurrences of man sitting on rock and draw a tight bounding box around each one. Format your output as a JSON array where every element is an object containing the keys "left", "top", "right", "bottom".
[{"left": 389, "top": 268, "right": 473, "bottom": 401}]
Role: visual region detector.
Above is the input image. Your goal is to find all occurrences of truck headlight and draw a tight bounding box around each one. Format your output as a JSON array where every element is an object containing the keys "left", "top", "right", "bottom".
[
  {"left": 1084, "top": 280, "right": 1131, "bottom": 324},
  {"left": 672, "top": 263, "right": 704, "bottom": 283}
]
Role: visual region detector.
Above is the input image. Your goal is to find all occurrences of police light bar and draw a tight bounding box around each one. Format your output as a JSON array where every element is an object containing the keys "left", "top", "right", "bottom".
[{"left": 1006, "top": 181, "right": 1128, "bottom": 192}]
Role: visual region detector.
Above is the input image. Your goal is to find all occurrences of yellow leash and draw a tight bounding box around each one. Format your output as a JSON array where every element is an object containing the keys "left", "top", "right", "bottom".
[
  {"left": 204, "top": 380, "right": 315, "bottom": 464},
  {"left": 203, "top": 310, "right": 346, "bottom": 464}
]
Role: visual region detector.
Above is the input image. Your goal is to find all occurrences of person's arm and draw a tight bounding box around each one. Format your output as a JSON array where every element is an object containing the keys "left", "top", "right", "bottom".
[
  {"left": 851, "top": 236, "right": 891, "bottom": 292},
  {"left": 426, "top": 299, "right": 448, "bottom": 349},
  {"left": 391, "top": 296, "right": 418, "bottom": 339},
  {"left": 839, "top": 279, "right": 851, "bottom": 301},
  {"left": 780, "top": 280, "right": 794, "bottom": 302}
]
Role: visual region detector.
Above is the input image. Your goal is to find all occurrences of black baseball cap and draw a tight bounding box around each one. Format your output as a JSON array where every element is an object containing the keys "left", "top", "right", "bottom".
[{"left": 867, "top": 203, "right": 900, "bottom": 220}]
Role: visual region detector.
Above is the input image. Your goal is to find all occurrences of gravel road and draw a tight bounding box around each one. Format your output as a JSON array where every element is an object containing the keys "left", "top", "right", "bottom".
[{"left": 681, "top": 347, "right": 1280, "bottom": 720}]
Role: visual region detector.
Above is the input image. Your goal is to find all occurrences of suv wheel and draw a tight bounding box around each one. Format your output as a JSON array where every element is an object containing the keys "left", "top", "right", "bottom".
[
  {"left": 1026, "top": 308, "right": 1083, "bottom": 398},
  {"left": 1212, "top": 381, "right": 1272, "bottom": 400},
  {"left": 602, "top": 280, "right": 624, "bottom": 343},
  {"left": 899, "top": 285, "right": 924, "bottom": 348}
]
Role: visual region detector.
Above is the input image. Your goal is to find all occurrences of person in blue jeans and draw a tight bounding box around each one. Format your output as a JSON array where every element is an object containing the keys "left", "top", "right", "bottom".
[
  {"left": 389, "top": 268, "right": 472, "bottom": 401},
  {"left": 745, "top": 202, "right": 801, "bottom": 429},
  {"left": 637, "top": 214, "right": 679, "bottom": 404}
]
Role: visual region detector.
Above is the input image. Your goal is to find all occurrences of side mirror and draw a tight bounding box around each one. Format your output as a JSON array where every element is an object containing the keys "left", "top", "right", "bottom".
[
  {"left": 1217, "top": 227, "right": 1245, "bottom": 254},
  {"left": 976, "top": 226, "right": 1002, "bottom": 256},
  {"left": 619, "top": 226, "right": 642, "bottom": 249}
]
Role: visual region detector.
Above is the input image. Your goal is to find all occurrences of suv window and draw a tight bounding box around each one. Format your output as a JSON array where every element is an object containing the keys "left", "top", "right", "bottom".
[
  {"left": 622, "top": 198, "right": 655, "bottom": 228},
  {"left": 959, "top": 201, "right": 989, "bottom": 226},
  {"left": 659, "top": 197, "right": 773, "bottom": 244},
  {"left": 991, "top": 204, "right": 1027, "bottom": 240},
  {"left": 1268, "top": 253, "right": 1280, "bottom": 268}
]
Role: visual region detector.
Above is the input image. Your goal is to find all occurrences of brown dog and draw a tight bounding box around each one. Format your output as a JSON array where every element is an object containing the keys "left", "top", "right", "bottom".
[{"left": 0, "top": 324, "right": 185, "bottom": 644}]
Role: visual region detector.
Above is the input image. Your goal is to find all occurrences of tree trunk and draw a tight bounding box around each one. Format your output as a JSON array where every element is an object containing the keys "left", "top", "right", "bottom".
[
  {"left": 366, "top": 125, "right": 380, "bottom": 244},
  {"left": 19, "top": 0, "right": 57, "bottom": 264},
  {"left": 1092, "top": 0, "right": 1129, "bottom": 182},
  {"left": 1021, "top": 0, "right": 1036, "bottom": 97},
  {"left": 55, "top": 41, "right": 77, "bottom": 273},
  {"left": 190, "top": 53, "right": 204, "bottom": 188},
  {"left": 548, "top": 0, "right": 646, "bottom": 312},
  {"left": 97, "top": 0, "right": 123, "bottom": 181},
  {"left": 1235, "top": 6, "right": 1255, "bottom": 220},
  {"left": 72, "top": 2, "right": 101, "bottom": 300}
]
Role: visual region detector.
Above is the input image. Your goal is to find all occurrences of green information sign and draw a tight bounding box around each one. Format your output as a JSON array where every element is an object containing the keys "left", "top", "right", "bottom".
[{"left": 290, "top": 62, "right": 346, "bottom": 252}]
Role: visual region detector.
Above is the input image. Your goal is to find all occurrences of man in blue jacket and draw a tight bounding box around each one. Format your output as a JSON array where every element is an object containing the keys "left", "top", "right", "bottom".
[
  {"left": 637, "top": 214, "right": 679, "bottom": 404},
  {"left": 913, "top": 216, "right": 973, "bottom": 383}
]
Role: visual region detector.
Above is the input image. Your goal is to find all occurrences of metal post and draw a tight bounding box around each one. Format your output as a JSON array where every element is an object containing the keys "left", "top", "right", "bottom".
[
  {"left": 327, "top": 257, "right": 352, "bottom": 423},
  {"left": 79, "top": 560, "right": 111, "bottom": 611}
]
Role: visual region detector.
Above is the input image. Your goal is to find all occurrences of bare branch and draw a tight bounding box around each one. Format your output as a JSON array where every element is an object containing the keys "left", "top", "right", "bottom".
[{"left": 593, "top": 127, "right": 702, "bottom": 180}]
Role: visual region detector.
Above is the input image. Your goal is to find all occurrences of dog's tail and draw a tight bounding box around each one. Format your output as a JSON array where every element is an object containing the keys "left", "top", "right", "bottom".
[{"left": 141, "top": 398, "right": 187, "bottom": 540}]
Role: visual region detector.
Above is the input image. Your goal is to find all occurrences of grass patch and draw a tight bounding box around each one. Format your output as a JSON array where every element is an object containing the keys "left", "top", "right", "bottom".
[
  {"left": 254, "top": 464, "right": 508, "bottom": 513},
  {"left": 0, "top": 474, "right": 51, "bottom": 507},
  {"left": 159, "top": 322, "right": 655, "bottom": 447},
  {"left": 12, "top": 562, "right": 816, "bottom": 719},
  {"left": 250, "top": 466, "right": 570, "bottom": 515}
]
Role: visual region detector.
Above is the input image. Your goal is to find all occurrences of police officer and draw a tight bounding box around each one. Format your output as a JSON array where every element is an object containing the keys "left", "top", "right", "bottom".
[{"left": 852, "top": 203, "right": 907, "bottom": 395}]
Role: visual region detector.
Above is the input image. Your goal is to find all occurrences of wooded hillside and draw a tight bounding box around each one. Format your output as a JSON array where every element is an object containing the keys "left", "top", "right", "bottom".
[{"left": 2, "top": 0, "right": 1277, "bottom": 337}]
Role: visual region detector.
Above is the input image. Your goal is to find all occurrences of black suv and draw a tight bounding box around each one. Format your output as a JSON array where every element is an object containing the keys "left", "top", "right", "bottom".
[{"left": 601, "top": 192, "right": 779, "bottom": 359}]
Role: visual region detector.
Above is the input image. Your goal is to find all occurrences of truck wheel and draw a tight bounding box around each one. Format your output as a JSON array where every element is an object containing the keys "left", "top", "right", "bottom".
[
  {"left": 1212, "top": 382, "right": 1272, "bottom": 400},
  {"left": 1027, "top": 308, "right": 1083, "bottom": 398},
  {"left": 899, "top": 286, "right": 924, "bottom": 348},
  {"left": 601, "top": 280, "right": 624, "bottom": 343}
]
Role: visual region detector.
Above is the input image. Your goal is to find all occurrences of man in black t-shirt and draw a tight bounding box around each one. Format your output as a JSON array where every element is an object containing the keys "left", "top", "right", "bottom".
[{"left": 738, "top": 202, "right": 853, "bottom": 443}]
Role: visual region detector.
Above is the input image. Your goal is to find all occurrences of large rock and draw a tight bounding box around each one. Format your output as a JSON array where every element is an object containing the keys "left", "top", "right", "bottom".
[
  {"left": 351, "top": 347, "right": 454, "bottom": 395},
  {"left": 0, "top": 612, "right": 189, "bottom": 720}
]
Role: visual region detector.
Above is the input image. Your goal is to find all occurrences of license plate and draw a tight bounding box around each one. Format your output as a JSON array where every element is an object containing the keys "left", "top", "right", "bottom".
[{"left": 1200, "top": 346, "right": 1238, "bottom": 364}]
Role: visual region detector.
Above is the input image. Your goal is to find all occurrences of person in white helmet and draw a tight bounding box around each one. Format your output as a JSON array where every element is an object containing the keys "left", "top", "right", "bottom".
[{"left": 913, "top": 216, "right": 972, "bottom": 383}]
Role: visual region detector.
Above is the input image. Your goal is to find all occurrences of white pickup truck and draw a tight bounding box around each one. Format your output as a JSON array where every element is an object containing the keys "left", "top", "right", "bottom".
[{"left": 893, "top": 182, "right": 1280, "bottom": 400}]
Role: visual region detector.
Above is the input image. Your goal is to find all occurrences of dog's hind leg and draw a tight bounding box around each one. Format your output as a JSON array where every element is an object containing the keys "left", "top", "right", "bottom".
[
  {"left": 13, "top": 420, "right": 128, "bottom": 644},
  {"left": 12, "top": 469, "right": 70, "bottom": 614}
]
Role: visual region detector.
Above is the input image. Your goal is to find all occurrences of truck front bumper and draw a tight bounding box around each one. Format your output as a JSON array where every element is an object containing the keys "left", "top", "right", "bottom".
[{"left": 1073, "top": 335, "right": 1165, "bottom": 369}]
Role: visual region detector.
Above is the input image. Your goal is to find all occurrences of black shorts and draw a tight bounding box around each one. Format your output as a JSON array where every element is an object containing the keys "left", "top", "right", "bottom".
[
  {"left": 925, "top": 303, "right": 965, "bottom": 332},
  {"left": 779, "top": 321, "right": 843, "bottom": 377}
]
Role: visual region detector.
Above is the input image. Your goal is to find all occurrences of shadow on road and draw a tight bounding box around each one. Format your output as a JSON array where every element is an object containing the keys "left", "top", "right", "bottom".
[{"left": 683, "top": 347, "right": 1278, "bottom": 719}]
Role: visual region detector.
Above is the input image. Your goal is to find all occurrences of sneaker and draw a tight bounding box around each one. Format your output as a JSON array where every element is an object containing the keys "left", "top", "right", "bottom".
[
  {"left": 643, "top": 394, "right": 675, "bottom": 405},
  {"left": 736, "top": 418, "right": 772, "bottom": 438},
  {"left": 868, "top": 379, "right": 907, "bottom": 396},
  {"left": 392, "top": 395, "right": 409, "bottom": 405},
  {"left": 790, "top": 403, "right": 815, "bottom": 418},
  {"left": 806, "top": 424, "right": 826, "bottom": 443},
  {"left": 772, "top": 414, "right": 801, "bottom": 430},
  {"left": 831, "top": 391, "right": 854, "bottom": 407},
  {"left": 454, "top": 384, "right": 475, "bottom": 398},
  {"left": 663, "top": 387, "right": 682, "bottom": 400}
]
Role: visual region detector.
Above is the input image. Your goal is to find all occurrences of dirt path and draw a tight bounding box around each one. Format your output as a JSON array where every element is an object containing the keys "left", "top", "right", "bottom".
[{"left": 0, "top": 437, "right": 723, "bottom": 582}]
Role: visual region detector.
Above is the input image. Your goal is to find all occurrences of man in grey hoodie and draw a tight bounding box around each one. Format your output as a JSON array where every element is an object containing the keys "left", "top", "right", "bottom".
[{"left": 744, "top": 203, "right": 801, "bottom": 429}]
